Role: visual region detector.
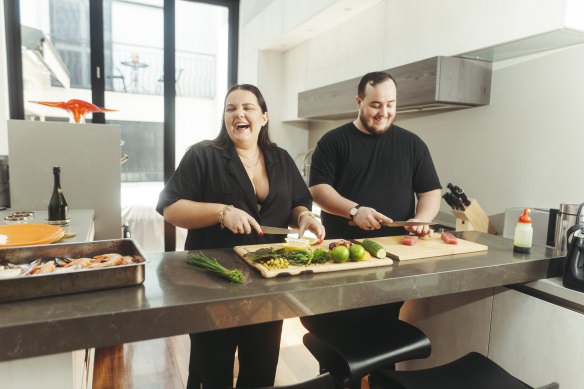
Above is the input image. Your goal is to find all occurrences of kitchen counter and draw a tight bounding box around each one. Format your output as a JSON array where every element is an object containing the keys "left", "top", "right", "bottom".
[
  {"left": 0, "top": 209, "right": 95, "bottom": 243},
  {"left": 0, "top": 231, "right": 564, "bottom": 362}
]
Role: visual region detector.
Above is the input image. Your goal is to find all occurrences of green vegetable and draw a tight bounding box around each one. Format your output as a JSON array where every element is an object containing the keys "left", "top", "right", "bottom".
[
  {"left": 244, "top": 247, "right": 283, "bottom": 262},
  {"left": 185, "top": 252, "right": 244, "bottom": 283},
  {"left": 361, "top": 239, "right": 386, "bottom": 259},
  {"left": 312, "top": 248, "right": 331, "bottom": 264},
  {"left": 285, "top": 249, "right": 314, "bottom": 266}
]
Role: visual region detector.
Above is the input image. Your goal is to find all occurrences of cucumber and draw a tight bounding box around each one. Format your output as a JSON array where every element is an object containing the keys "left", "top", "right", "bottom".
[{"left": 361, "top": 239, "right": 386, "bottom": 259}]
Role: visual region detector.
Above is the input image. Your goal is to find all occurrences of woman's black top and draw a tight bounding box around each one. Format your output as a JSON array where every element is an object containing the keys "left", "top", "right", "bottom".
[{"left": 156, "top": 140, "right": 312, "bottom": 250}]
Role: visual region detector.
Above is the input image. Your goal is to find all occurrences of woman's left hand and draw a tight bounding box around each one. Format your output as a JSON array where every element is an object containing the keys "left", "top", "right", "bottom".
[{"left": 299, "top": 214, "right": 326, "bottom": 244}]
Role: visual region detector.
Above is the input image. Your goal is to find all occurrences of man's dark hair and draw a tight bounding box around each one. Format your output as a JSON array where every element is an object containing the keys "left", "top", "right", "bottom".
[{"left": 357, "top": 72, "right": 398, "bottom": 99}]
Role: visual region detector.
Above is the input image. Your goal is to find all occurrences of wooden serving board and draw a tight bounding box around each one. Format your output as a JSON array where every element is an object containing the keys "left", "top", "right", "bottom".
[
  {"left": 233, "top": 239, "right": 394, "bottom": 278},
  {"left": 368, "top": 235, "right": 488, "bottom": 261}
]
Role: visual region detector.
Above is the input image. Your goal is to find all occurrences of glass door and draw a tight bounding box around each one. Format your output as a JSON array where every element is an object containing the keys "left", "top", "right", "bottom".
[
  {"left": 20, "top": 0, "right": 91, "bottom": 122},
  {"left": 175, "top": 1, "right": 229, "bottom": 164}
]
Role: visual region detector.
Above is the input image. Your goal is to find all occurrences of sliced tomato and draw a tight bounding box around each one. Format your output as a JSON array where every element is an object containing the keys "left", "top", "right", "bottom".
[{"left": 441, "top": 231, "right": 458, "bottom": 244}]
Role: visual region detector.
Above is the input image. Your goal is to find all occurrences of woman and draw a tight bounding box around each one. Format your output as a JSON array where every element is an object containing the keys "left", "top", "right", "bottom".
[{"left": 156, "top": 84, "right": 325, "bottom": 388}]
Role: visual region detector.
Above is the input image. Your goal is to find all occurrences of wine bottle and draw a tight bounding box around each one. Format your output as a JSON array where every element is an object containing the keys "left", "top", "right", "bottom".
[{"left": 48, "top": 166, "right": 68, "bottom": 221}]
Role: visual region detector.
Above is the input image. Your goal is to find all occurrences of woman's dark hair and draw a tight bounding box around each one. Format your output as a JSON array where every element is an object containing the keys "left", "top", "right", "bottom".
[
  {"left": 357, "top": 72, "right": 398, "bottom": 99},
  {"left": 212, "top": 84, "right": 277, "bottom": 150}
]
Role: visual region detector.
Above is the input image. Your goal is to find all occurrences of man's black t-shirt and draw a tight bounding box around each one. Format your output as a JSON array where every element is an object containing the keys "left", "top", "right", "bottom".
[{"left": 309, "top": 122, "right": 441, "bottom": 239}]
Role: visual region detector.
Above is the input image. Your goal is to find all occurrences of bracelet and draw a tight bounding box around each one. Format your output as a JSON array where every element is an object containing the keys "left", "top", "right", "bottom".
[
  {"left": 219, "top": 204, "right": 233, "bottom": 230},
  {"left": 297, "top": 210, "right": 316, "bottom": 227}
]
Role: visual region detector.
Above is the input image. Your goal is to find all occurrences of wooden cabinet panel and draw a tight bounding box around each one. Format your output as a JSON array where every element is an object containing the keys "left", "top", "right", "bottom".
[{"left": 298, "top": 56, "right": 492, "bottom": 119}]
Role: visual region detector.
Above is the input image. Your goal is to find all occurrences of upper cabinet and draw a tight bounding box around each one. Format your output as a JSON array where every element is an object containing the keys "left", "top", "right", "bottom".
[{"left": 298, "top": 56, "right": 493, "bottom": 120}]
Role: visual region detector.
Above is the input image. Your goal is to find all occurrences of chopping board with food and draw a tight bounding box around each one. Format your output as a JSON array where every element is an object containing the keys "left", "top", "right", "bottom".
[
  {"left": 234, "top": 232, "right": 488, "bottom": 278},
  {"left": 372, "top": 231, "right": 488, "bottom": 261},
  {"left": 233, "top": 238, "right": 393, "bottom": 278}
]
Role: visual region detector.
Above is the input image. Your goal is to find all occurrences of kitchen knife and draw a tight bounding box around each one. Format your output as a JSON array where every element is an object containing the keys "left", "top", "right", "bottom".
[
  {"left": 382, "top": 221, "right": 436, "bottom": 227},
  {"left": 260, "top": 225, "right": 299, "bottom": 235},
  {"left": 348, "top": 220, "right": 436, "bottom": 227}
]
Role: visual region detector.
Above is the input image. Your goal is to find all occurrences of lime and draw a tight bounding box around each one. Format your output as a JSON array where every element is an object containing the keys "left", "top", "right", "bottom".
[
  {"left": 331, "top": 245, "right": 350, "bottom": 263},
  {"left": 349, "top": 244, "right": 366, "bottom": 261}
]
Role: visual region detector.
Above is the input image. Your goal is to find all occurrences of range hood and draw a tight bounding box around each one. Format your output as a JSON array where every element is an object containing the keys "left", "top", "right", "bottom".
[{"left": 297, "top": 56, "right": 492, "bottom": 120}]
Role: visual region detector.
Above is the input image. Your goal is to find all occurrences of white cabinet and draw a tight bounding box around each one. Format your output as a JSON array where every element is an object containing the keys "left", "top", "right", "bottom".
[
  {"left": 489, "top": 287, "right": 584, "bottom": 389},
  {"left": 0, "top": 349, "right": 94, "bottom": 389},
  {"left": 400, "top": 286, "right": 584, "bottom": 389}
]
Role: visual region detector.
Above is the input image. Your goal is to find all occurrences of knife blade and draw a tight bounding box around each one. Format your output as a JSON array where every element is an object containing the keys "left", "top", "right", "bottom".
[
  {"left": 382, "top": 221, "right": 437, "bottom": 227},
  {"left": 348, "top": 220, "right": 436, "bottom": 227},
  {"left": 260, "top": 226, "right": 299, "bottom": 235}
]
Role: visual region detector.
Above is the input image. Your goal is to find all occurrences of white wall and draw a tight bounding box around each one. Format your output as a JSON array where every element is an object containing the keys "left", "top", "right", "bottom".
[
  {"left": 0, "top": 0, "right": 9, "bottom": 155},
  {"left": 239, "top": 0, "right": 584, "bottom": 221}
]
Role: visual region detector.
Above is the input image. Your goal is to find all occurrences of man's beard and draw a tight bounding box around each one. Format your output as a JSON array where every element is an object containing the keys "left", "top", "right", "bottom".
[{"left": 359, "top": 115, "right": 393, "bottom": 135}]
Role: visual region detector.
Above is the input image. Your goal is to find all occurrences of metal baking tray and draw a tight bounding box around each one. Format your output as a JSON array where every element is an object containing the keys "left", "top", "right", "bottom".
[{"left": 0, "top": 239, "right": 147, "bottom": 303}]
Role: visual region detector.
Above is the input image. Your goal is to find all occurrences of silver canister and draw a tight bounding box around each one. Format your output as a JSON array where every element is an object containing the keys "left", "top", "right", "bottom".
[{"left": 555, "top": 203, "right": 582, "bottom": 251}]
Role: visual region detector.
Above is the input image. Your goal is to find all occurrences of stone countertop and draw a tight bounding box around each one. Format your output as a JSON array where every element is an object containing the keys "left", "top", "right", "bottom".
[{"left": 0, "top": 231, "right": 564, "bottom": 362}]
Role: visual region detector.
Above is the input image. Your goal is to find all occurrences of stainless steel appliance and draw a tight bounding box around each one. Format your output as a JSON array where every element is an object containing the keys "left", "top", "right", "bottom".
[
  {"left": 0, "top": 156, "right": 9, "bottom": 209},
  {"left": 563, "top": 203, "right": 584, "bottom": 292},
  {"left": 555, "top": 203, "right": 581, "bottom": 251}
]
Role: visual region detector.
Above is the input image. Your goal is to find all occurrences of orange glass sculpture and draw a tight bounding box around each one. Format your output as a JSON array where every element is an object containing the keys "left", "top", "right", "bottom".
[{"left": 29, "top": 99, "right": 117, "bottom": 123}]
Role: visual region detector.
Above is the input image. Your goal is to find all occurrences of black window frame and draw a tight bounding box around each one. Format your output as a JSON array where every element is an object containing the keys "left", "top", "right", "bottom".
[{"left": 4, "top": 0, "right": 240, "bottom": 251}]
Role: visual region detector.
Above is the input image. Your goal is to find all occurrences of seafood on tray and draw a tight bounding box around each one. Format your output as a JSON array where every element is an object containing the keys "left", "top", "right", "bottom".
[{"left": 0, "top": 253, "right": 142, "bottom": 279}]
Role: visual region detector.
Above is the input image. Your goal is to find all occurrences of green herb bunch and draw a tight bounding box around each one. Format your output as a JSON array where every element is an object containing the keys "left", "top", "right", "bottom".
[
  {"left": 311, "top": 248, "right": 331, "bottom": 264},
  {"left": 185, "top": 252, "right": 244, "bottom": 283}
]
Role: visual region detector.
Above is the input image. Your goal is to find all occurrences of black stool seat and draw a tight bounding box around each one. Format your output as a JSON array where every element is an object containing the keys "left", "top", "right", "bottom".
[
  {"left": 303, "top": 320, "right": 431, "bottom": 389},
  {"left": 368, "top": 352, "right": 559, "bottom": 389},
  {"left": 218, "top": 373, "right": 338, "bottom": 389}
]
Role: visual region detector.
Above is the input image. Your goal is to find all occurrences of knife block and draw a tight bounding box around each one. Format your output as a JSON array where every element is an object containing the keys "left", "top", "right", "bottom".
[{"left": 451, "top": 198, "right": 497, "bottom": 234}]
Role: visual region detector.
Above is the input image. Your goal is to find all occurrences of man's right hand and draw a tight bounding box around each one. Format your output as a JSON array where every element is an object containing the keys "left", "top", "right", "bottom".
[{"left": 351, "top": 206, "right": 393, "bottom": 231}]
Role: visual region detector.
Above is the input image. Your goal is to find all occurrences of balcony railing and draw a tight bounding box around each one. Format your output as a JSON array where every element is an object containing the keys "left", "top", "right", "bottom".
[{"left": 53, "top": 41, "right": 216, "bottom": 98}]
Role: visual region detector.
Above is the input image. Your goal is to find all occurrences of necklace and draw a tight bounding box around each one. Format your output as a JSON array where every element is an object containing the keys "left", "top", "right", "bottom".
[{"left": 238, "top": 152, "right": 260, "bottom": 169}]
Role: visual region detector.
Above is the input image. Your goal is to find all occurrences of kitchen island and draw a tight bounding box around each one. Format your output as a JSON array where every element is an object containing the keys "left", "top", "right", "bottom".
[{"left": 0, "top": 231, "right": 564, "bottom": 363}]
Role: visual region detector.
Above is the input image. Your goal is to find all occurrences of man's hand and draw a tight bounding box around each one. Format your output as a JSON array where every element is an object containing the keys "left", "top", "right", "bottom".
[
  {"left": 352, "top": 206, "right": 393, "bottom": 231},
  {"left": 404, "top": 219, "right": 434, "bottom": 237}
]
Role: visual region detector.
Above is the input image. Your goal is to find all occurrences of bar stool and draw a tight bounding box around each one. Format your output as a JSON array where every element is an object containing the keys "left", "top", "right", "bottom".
[
  {"left": 302, "top": 319, "right": 431, "bottom": 389},
  {"left": 368, "top": 352, "right": 559, "bottom": 389}
]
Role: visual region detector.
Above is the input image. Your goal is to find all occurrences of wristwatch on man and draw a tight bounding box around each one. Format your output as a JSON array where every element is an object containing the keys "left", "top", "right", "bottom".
[{"left": 349, "top": 205, "right": 361, "bottom": 220}]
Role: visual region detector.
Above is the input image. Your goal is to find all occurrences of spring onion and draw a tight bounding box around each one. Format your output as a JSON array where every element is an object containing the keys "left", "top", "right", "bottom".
[{"left": 185, "top": 252, "right": 244, "bottom": 283}]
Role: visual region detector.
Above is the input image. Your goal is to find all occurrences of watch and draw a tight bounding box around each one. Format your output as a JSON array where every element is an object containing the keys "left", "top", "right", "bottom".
[{"left": 349, "top": 205, "right": 361, "bottom": 220}]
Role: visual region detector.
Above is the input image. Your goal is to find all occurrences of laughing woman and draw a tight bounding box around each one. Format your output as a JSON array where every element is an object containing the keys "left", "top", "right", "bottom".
[{"left": 156, "top": 84, "right": 325, "bottom": 388}]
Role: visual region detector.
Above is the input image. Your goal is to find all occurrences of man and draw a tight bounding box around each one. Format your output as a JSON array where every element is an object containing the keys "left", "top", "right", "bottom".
[
  {"left": 301, "top": 71, "right": 442, "bottom": 363},
  {"left": 309, "top": 71, "right": 441, "bottom": 239}
]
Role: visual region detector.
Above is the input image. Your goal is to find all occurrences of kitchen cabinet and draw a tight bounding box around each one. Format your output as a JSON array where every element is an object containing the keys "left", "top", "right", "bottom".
[
  {"left": 399, "top": 282, "right": 584, "bottom": 389},
  {"left": 297, "top": 56, "right": 492, "bottom": 120},
  {"left": 489, "top": 287, "right": 584, "bottom": 389}
]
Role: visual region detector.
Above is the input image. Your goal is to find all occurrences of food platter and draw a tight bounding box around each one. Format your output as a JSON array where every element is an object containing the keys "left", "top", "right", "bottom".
[
  {"left": 0, "top": 224, "right": 65, "bottom": 247},
  {"left": 0, "top": 239, "right": 147, "bottom": 302},
  {"left": 234, "top": 239, "right": 394, "bottom": 278}
]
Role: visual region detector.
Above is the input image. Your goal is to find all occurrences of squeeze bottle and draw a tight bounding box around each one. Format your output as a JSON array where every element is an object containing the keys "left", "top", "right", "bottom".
[{"left": 513, "top": 208, "right": 533, "bottom": 253}]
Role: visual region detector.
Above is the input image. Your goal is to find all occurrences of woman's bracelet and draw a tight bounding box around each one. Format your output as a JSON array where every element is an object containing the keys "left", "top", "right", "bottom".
[
  {"left": 297, "top": 210, "right": 316, "bottom": 227},
  {"left": 219, "top": 204, "right": 233, "bottom": 230}
]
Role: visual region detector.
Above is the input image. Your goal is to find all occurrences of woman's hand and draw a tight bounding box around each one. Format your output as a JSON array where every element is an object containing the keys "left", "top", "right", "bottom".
[
  {"left": 299, "top": 213, "right": 326, "bottom": 244},
  {"left": 221, "top": 206, "right": 263, "bottom": 235}
]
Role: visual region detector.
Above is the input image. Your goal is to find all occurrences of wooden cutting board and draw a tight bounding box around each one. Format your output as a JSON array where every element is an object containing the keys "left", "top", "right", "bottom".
[
  {"left": 368, "top": 235, "right": 488, "bottom": 261},
  {"left": 233, "top": 239, "right": 394, "bottom": 278}
]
